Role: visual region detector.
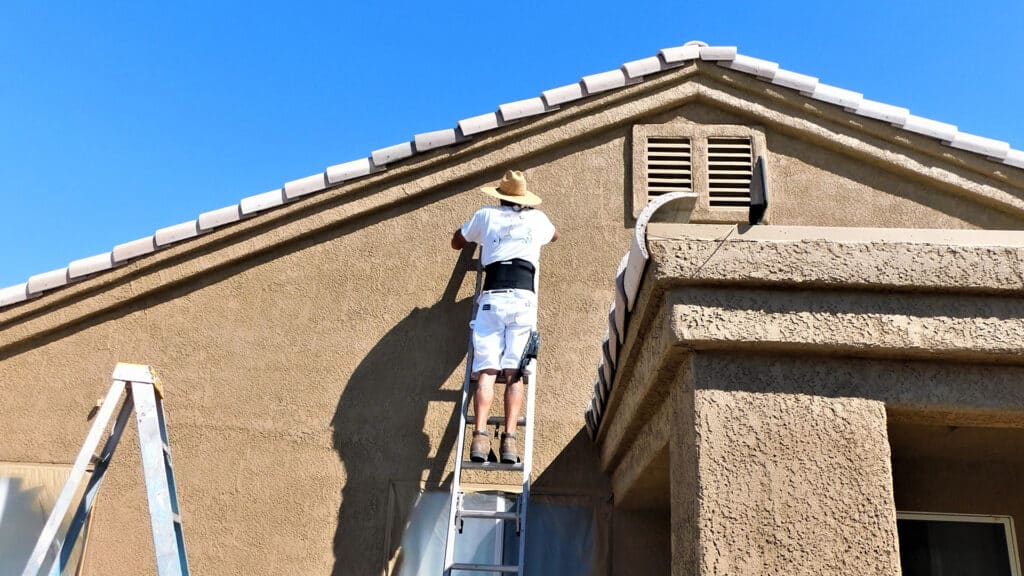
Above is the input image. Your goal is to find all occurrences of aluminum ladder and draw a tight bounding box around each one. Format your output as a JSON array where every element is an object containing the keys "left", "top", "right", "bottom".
[
  {"left": 22, "top": 363, "right": 190, "bottom": 576},
  {"left": 442, "top": 261, "right": 538, "bottom": 575}
]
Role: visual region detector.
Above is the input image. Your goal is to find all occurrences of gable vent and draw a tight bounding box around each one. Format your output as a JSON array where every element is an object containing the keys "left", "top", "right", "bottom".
[
  {"left": 707, "top": 137, "right": 753, "bottom": 207},
  {"left": 645, "top": 137, "right": 692, "bottom": 197}
]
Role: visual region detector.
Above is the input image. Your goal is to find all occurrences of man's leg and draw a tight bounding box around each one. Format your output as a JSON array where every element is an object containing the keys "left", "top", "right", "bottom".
[
  {"left": 503, "top": 369, "right": 523, "bottom": 435},
  {"left": 470, "top": 370, "right": 498, "bottom": 462},
  {"left": 474, "top": 370, "right": 499, "bottom": 431},
  {"left": 500, "top": 370, "right": 524, "bottom": 463}
]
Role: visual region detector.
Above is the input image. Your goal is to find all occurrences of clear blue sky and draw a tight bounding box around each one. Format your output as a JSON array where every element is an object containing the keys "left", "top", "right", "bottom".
[{"left": 2, "top": 1, "right": 1023, "bottom": 288}]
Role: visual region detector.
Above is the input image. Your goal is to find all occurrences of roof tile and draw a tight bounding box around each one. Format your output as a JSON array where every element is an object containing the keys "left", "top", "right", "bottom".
[
  {"left": 414, "top": 128, "right": 460, "bottom": 152},
  {"left": 68, "top": 252, "right": 114, "bottom": 279},
  {"left": 541, "top": 83, "right": 585, "bottom": 107},
  {"left": 581, "top": 69, "right": 628, "bottom": 94},
  {"left": 771, "top": 68, "right": 818, "bottom": 93},
  {"left": 113, "top": 236, "right": 156, "bottom": 262},
  {"left": 808, "top": 83, "right": 863, "bottom": 109},
  {"left": 721, "top": 54, "right": 779, "bottom": 79},
  {"left": 854, "top": 99, "right": 910, "bottom": 126},
  {"left": 326, "top": 158, "right": 376, "bottom": 184},
  {"left": 284, "top": 173, "right": 329, "bottom": 199},
  {"left": 699, "top": 46, "right": 737, "bottom": 61},
  {"left": 1005, "top": 149, "right": 1024, "bottom": 170},
  {"left": 458, "top": 112, "right": 503, "bottom": 136},
  {"left": 659, "top": 44, "right": 702, "bottom": 64},
  {"left": 621, "top": 56, "right": 663, "bottom": 79},
  {"left": 28, "top": 268, "right": 69, "bottom": 294},
  {"left": 240, "top": 189, "right": 285, "bottom": 216},
  {"left": 901, "top": 115, "right": 958, "bottom": 142},
  {"left": 498, "top": 97, "right": 551, "bottom": 122},
  {"left": 198, "top": 204, "right": 242, "bottom": 231},
  {"left": 947, "top": 132, "right": 1010, "bottom": 160},
  {"left": 0, "top": 283, "right": 29, "bottom": 307},
  {"left": 371, "top": 142, "right": 415, "bottom": 167},
  {"left": 155, "top": 220, "right": 200, "bottom": 247}
]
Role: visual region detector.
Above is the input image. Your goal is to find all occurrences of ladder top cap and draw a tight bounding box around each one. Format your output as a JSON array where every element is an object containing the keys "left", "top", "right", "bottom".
[{"left": 112, "top": 363, "right": 158, "bottom": 385}]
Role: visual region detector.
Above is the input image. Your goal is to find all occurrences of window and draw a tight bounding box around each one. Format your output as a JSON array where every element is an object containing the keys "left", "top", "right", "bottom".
[
  {"left": 0, "top": 462, "right": 92, "bottom": 575},
  {"left": 631, "top": 124, "right": 766, "bottom": 222},
  {"left": 897, "top": 512, "right": 1021, "bottom": 576}
]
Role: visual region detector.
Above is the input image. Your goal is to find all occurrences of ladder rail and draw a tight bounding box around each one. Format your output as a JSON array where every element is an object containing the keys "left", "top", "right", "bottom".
[
  {"left": 442, "top": 256, "right": 485, "bottom": 572},
  {"left": 134, "top": 381, "right": 191, "bottom": 576},
  {"left": 153, "top": 390, "right": 190, "bottom": 571},
  {"left": 22, "top": 379, "right": 128, "bottom": 576},
  {"left": 516, "top": 360, "right": 537, "bottom": 576},
  {"left": 50, "top": 394, "right": 136, "bottom": 576}
]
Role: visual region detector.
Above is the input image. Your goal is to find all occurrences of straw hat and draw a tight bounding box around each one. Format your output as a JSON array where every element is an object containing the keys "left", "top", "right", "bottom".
[{"left": 480, "top": 170, "right": 542, "bottom": 206}]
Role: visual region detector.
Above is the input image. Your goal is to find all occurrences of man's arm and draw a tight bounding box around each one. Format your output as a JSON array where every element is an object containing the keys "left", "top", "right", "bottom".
[
  {"left": 451, "top": 229, "right": 468, "bottom": 250},
  {"left": 550, "top": 228, "right": 560, "bottom": 243}
]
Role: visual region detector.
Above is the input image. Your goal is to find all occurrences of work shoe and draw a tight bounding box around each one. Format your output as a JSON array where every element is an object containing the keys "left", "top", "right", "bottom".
[
  {"left": 500, "top": 432, "right": 519, "bottom": 464},
  {"left": 470, "top": 429, "right": 491, "bottom": 463}
]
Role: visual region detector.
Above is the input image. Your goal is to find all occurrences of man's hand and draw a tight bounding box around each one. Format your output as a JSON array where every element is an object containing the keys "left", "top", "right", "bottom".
[{"left": 451, "top": 229, "right": 468, "bottom": 250}]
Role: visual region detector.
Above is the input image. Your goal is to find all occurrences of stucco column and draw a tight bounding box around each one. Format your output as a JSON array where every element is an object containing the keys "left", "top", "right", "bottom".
[
  {"left": 672, "top": 383, "right": 901, "bottom": 575},
  {"left": 669, "top": 374, "right": 699, "bottom": 576}
]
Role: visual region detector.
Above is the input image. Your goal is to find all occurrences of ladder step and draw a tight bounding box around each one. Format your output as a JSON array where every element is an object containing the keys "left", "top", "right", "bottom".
[
  {"left": 458, "top": 510, "right": 519, "bottom": 521},
  {"left": 461, "top": 461, "right": 524, "bottom": 472},
  {"left": 464, "top": 414, "right": 527, "bottom": 427},
  {"left": 449, "top": 563, "right": 519, "bottom": 573}
]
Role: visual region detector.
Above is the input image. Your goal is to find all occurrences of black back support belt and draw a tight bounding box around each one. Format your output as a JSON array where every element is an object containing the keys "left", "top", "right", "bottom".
[{"left": 483, "top": 259, "right": 535, "bottom": 292}]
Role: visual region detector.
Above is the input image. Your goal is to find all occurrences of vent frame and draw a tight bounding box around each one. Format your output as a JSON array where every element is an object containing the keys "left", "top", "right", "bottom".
[{"left": 632, "top": 123, "right": 766, "bottom": 222}]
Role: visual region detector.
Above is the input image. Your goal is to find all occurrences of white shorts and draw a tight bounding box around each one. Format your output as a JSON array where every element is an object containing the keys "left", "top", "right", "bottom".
[{"left": 471, "top": 290, "right": 538, "bottom": 374}]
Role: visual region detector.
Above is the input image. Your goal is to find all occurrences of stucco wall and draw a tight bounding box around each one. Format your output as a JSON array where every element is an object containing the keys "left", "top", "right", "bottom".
[
  {"left": 689, "top": 389, "right": 899, "bottom": 575},
  {"left": 3, "top": 65, "right": 1024, "bottom": 575},
  {"left": 0, "top": 129, "right": 635, "bottom": 575}
]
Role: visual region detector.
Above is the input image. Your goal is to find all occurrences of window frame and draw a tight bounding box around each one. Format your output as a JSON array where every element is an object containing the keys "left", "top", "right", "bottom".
[
  {"left": 897, "top": 510, "right": 1022, "bottom": 576},
  {"left": 631, "top": 123, "right": 766, "bottom": 222}
]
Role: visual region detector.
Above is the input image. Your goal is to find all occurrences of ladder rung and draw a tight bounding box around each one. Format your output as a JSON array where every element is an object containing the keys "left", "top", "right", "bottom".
[
  {"left": 458, "top": 510, "right": 519, "bottom": 521},
  {"left": 463, "top": 414, "right": 527, "bottom": 427},
  {"left": 461, "top": 461, "right": 524, "bottom": 472},
  {"left": 449, "top": 563, "right": 519, "bottom": 573}
]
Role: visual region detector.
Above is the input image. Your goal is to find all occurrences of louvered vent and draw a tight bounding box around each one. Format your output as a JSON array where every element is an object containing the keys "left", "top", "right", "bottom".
[
  {"left": 645, "top": 137, "right": 692, "bottom": 197},
  {"left": 707, "top": 137, "right": 753, "bottom": 207}
]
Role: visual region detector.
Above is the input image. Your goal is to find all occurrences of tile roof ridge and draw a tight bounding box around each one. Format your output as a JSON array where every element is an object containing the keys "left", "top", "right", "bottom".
[{"left": 3, "top": 41, "right": 1023, "bottom": 310}]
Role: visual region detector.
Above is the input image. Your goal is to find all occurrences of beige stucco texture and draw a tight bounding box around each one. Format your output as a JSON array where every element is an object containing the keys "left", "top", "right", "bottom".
[
  {"left": 2, "top": 60, "right": 1024, "bottom": 575},
  {"left": 597, "top": 227, "right": 1024, "bottom": 574}
]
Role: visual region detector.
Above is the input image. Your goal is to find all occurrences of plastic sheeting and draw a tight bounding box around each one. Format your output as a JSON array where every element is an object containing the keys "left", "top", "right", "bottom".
[
  {"left": 0, "top": 462, "right": 90, "bottom": 575},
  {"left": 388, "top": 490, "right": 599, "bottom": 576}
]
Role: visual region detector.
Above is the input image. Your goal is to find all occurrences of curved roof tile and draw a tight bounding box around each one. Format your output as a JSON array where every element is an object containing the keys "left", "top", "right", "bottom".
[{"left": 4, "top": 41, "right": 1023, "bottom": 310}]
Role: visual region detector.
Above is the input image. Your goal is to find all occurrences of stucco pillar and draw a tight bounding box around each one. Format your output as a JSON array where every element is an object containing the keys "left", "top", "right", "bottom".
[
  {"left": 671, "top": 383, "right": 901, "bottom": 575},
  {"left": 669, "top": 373, "right": 699, "bottom": 576}
]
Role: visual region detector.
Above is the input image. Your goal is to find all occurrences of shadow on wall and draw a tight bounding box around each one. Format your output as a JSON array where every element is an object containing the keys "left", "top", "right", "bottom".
[{"left": 330, "top": 248, "right": 475, "bottom": 576}]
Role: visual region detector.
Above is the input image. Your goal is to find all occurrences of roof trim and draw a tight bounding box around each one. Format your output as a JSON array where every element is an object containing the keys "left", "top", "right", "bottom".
[{"left": 4, "top": 40, "right": 1024, "bottom": 310}]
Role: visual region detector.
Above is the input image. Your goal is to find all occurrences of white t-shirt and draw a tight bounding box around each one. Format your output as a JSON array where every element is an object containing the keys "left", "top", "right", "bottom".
[{"left": 460, "top": 205, "right": 556, "bottom": 270}]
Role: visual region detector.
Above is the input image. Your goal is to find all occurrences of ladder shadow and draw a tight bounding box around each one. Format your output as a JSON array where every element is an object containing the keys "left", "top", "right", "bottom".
[{"left": 330, "top": 248, "right": 474, "bottom": 576}]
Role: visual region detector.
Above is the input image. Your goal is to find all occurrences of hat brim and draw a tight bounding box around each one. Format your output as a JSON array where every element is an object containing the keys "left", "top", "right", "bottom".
[{"left": 480, "top": 186, "right": 543, "bottom": 206}]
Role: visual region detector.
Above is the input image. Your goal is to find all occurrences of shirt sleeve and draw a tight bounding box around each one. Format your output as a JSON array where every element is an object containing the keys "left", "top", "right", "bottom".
[
  {"left": 535, "top": 211, "right": 557, "bottom": 245},
  {"left": 460, "top": 208, "right": 485, "bottom": 244}
]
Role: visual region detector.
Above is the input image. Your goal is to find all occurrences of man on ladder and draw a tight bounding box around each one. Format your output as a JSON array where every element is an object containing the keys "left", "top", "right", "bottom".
[{"left": 451, "top": 170, "right": 559, "bottom": 464}]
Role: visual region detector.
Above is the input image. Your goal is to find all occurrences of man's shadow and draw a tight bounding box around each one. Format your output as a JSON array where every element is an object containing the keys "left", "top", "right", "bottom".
[{"left": 330, "top": 248, "right": 475, "bottom": 575}]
